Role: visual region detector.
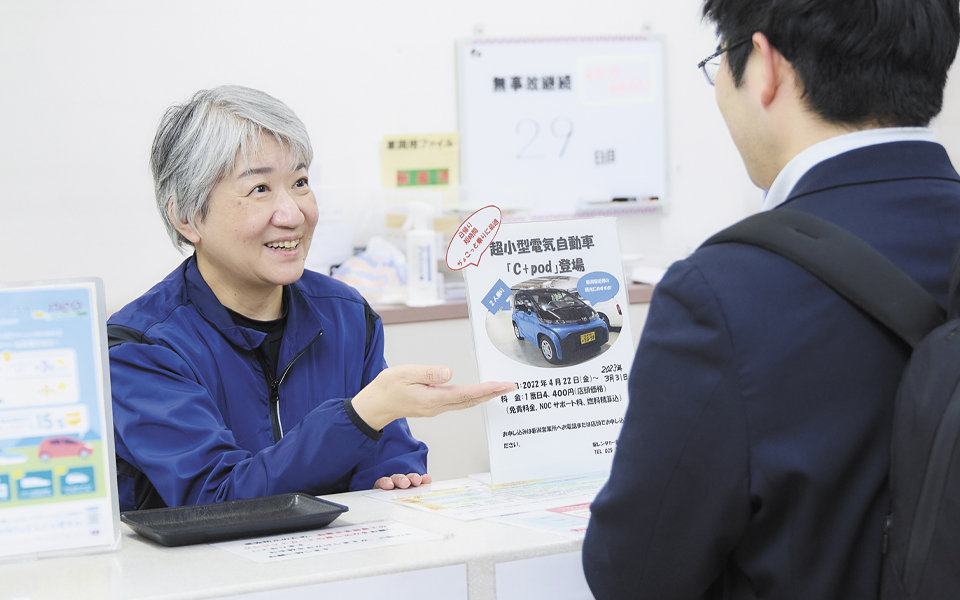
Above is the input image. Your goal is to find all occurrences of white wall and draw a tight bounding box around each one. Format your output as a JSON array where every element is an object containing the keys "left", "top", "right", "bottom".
[
  {"left": 0, "top": 0, "right": 731, "bottom": 311},
  {"left": 3, "top": 1, "right": 958, "bottom": 311}
]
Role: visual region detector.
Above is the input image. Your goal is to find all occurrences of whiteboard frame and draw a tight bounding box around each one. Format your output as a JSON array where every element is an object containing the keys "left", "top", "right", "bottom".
[{"left": 456, "top": 35, "right": 668, "bottom": 217}]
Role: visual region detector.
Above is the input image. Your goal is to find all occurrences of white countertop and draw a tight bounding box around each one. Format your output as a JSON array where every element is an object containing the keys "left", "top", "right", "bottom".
[{"left": 0, "top": 478, "right": 592, "bottom": 600}]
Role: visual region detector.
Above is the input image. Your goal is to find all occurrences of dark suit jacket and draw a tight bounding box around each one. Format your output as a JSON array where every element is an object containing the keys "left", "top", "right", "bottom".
[{"left": 583, "top": 141, "right": 960, "bottom": 599}]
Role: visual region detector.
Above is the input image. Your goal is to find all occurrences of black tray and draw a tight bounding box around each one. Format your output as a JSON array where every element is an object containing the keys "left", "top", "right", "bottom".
[{"left": 120, "top": 493, "right": 348, "bottom": 547}]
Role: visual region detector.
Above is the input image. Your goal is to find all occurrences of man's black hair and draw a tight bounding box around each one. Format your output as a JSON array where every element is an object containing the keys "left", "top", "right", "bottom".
[{"left": 702, "top": 0, "right": 960, "bottom": 126}]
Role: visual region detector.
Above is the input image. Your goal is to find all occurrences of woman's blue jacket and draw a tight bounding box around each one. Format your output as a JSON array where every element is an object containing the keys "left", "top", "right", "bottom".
[{"left": 107, "top": 256, "right": 426, "bottom": 511}]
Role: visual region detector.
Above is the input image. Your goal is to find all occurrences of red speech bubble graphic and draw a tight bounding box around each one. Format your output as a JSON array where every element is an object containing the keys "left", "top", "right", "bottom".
[{"left": 445, "top": 205, "right": 502, "bottom": 271}]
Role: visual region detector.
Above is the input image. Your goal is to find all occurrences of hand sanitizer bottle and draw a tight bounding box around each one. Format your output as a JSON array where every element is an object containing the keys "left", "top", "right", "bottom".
[{"left": 405, "top": 202, "right": 440, "bottom": 306}]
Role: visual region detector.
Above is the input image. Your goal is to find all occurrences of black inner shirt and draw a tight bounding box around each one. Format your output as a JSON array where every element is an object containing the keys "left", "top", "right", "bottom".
[{"left": 227, "top": 303, "right": 287, "bottom": 379}]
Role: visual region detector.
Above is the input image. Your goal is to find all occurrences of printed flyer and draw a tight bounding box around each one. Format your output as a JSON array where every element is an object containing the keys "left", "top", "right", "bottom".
[
  {"left": 0, "top": 279, "right": 120, "bottom": 559},
  {"left": 450, "top": 208, "right": 632, "bottom": 483}
]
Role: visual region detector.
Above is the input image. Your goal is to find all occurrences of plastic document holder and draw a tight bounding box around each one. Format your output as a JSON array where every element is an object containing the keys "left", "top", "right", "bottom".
[{"left": 120, "top": 493, "right": 348, "bottom": 546}]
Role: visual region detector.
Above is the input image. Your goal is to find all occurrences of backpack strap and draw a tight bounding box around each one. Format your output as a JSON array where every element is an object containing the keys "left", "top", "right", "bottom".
[
  {"left": 948, "top": 245, "right": 960, "bottom": 320},
  {"left": 702, "top": 208, "right": 945, "bottom": 348}
]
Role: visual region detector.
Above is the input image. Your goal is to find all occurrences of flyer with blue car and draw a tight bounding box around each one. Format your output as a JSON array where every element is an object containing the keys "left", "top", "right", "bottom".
[{"left": 451, "top": 209, "right": 633, "bottom": 483}]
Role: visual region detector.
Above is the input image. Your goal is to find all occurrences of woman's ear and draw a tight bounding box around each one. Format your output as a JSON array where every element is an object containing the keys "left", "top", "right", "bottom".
[{"left": 168, "top": 199, "right": 201, "bottom": 244}]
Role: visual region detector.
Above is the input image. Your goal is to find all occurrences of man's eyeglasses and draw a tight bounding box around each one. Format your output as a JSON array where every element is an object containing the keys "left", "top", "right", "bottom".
[{"left": 697, "top": 39, "right": 751, "bottom": 86}]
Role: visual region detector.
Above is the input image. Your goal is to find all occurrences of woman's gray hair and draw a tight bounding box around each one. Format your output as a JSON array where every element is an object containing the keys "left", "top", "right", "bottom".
[{"left": 151, "top": 85, "right": 314, "bottom": 250}]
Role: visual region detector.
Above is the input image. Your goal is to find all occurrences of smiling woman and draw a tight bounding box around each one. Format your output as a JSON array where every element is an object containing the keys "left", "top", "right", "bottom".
[
  {"left": 106, "top": 86, "right": 515, "bottom": 512},
  {"left": 178, "top": 135, "right": 318, "bottom": 320}
]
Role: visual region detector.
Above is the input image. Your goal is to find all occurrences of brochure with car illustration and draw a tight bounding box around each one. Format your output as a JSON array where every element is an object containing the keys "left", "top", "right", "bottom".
[
  {"left": 450, "top": 210, "right": 633, "bottom": 483},
  {"left": 0, "top": 279, "right": 120, "bottom": 560}
]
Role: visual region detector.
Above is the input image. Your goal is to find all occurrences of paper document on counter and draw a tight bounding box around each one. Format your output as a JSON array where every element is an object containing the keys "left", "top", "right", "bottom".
[
  {"left": 367, "top": 474, "right": 605, "bottom": 524},
  {"left": 213, "top": 520, "right": 440, "bottom": 563}
]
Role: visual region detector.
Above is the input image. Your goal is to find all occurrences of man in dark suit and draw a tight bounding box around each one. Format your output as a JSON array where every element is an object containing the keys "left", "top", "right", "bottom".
[{"left": 582, "top": 1, "right": 960, "bottom": 598}]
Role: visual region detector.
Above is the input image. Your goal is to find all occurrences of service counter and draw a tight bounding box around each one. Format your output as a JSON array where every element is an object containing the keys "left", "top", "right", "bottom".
[
  {"left": 0, "top": 478, "right": 593, "bottom": 600},
  {"left": 0, "top": 286, "right": 654, "bottom": 599}
]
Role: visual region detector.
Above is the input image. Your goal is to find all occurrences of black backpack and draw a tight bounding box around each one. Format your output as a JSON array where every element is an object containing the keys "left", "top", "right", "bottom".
[{"left": 703, "top": 208, "right": 960, "bottom": 599}]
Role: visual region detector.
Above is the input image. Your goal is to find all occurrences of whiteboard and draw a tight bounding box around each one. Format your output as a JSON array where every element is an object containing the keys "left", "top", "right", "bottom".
[{"left": 456, "top": 36, "right": 666, "bottom": 214}]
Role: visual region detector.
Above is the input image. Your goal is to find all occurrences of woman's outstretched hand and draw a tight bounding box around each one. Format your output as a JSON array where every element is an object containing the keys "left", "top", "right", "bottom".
[{"left": 351, "top": 365, "right": 518, "bottom": 431}]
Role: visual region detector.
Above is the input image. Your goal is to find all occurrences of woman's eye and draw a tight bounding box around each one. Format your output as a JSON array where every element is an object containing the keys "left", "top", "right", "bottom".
[
  {"left": 294, "top": 177, "right": 309, "bottom": 188},
  {"left": 251, "top": 184, "right": 268, "bottom": 194}
]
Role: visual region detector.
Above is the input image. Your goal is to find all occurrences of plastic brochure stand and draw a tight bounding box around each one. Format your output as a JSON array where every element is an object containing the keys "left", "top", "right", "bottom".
[{"left": 0, "top": 278, "right": 121, "bottom": 561}]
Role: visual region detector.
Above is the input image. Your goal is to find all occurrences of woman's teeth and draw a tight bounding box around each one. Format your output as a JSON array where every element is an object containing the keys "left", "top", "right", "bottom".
[{"left": 266, "top": 240, "right": 299, "bottom": 249}]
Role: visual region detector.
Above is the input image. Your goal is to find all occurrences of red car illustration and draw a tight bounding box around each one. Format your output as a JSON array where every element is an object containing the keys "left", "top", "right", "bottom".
[{"left": 37, "top": 437, "right": 93, "bottom": 461}]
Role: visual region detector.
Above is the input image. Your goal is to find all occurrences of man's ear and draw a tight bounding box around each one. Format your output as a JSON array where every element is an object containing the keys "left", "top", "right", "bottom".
[
  {"left": 168, "top": 199, "right": 201, "bottom": 244},
  {"left": 752, "top": 31, "right": 788, "bottom": 107}
]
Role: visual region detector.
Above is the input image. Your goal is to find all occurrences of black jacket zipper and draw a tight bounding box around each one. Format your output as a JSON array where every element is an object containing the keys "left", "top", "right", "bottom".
[{"left": 258, "top": 331, "right": 323, "bottom": 443}]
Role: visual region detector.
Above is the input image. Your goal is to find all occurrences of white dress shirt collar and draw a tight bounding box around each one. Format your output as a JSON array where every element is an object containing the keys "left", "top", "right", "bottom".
[{"left": 762, "top": 127, "right": 936, "bottom": 211}]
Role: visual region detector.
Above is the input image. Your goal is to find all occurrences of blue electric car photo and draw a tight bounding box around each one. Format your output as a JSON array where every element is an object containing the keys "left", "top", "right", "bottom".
[{"left": 511, "top": 287, "right": 609, "bottom": 365}]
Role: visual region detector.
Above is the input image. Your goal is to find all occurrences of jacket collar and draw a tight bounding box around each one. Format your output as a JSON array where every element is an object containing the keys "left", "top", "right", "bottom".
[
  {"left": 181, "top": 255, "right": 324, "bottom": 354},
  {"left": 787, "top": 141, "right": 960, "bottom": 204}
]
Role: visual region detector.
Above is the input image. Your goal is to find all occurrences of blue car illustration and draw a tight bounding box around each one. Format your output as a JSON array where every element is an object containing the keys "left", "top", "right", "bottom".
[{"left": 512, "top": 287, "right": 609, "bottom": 364}]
